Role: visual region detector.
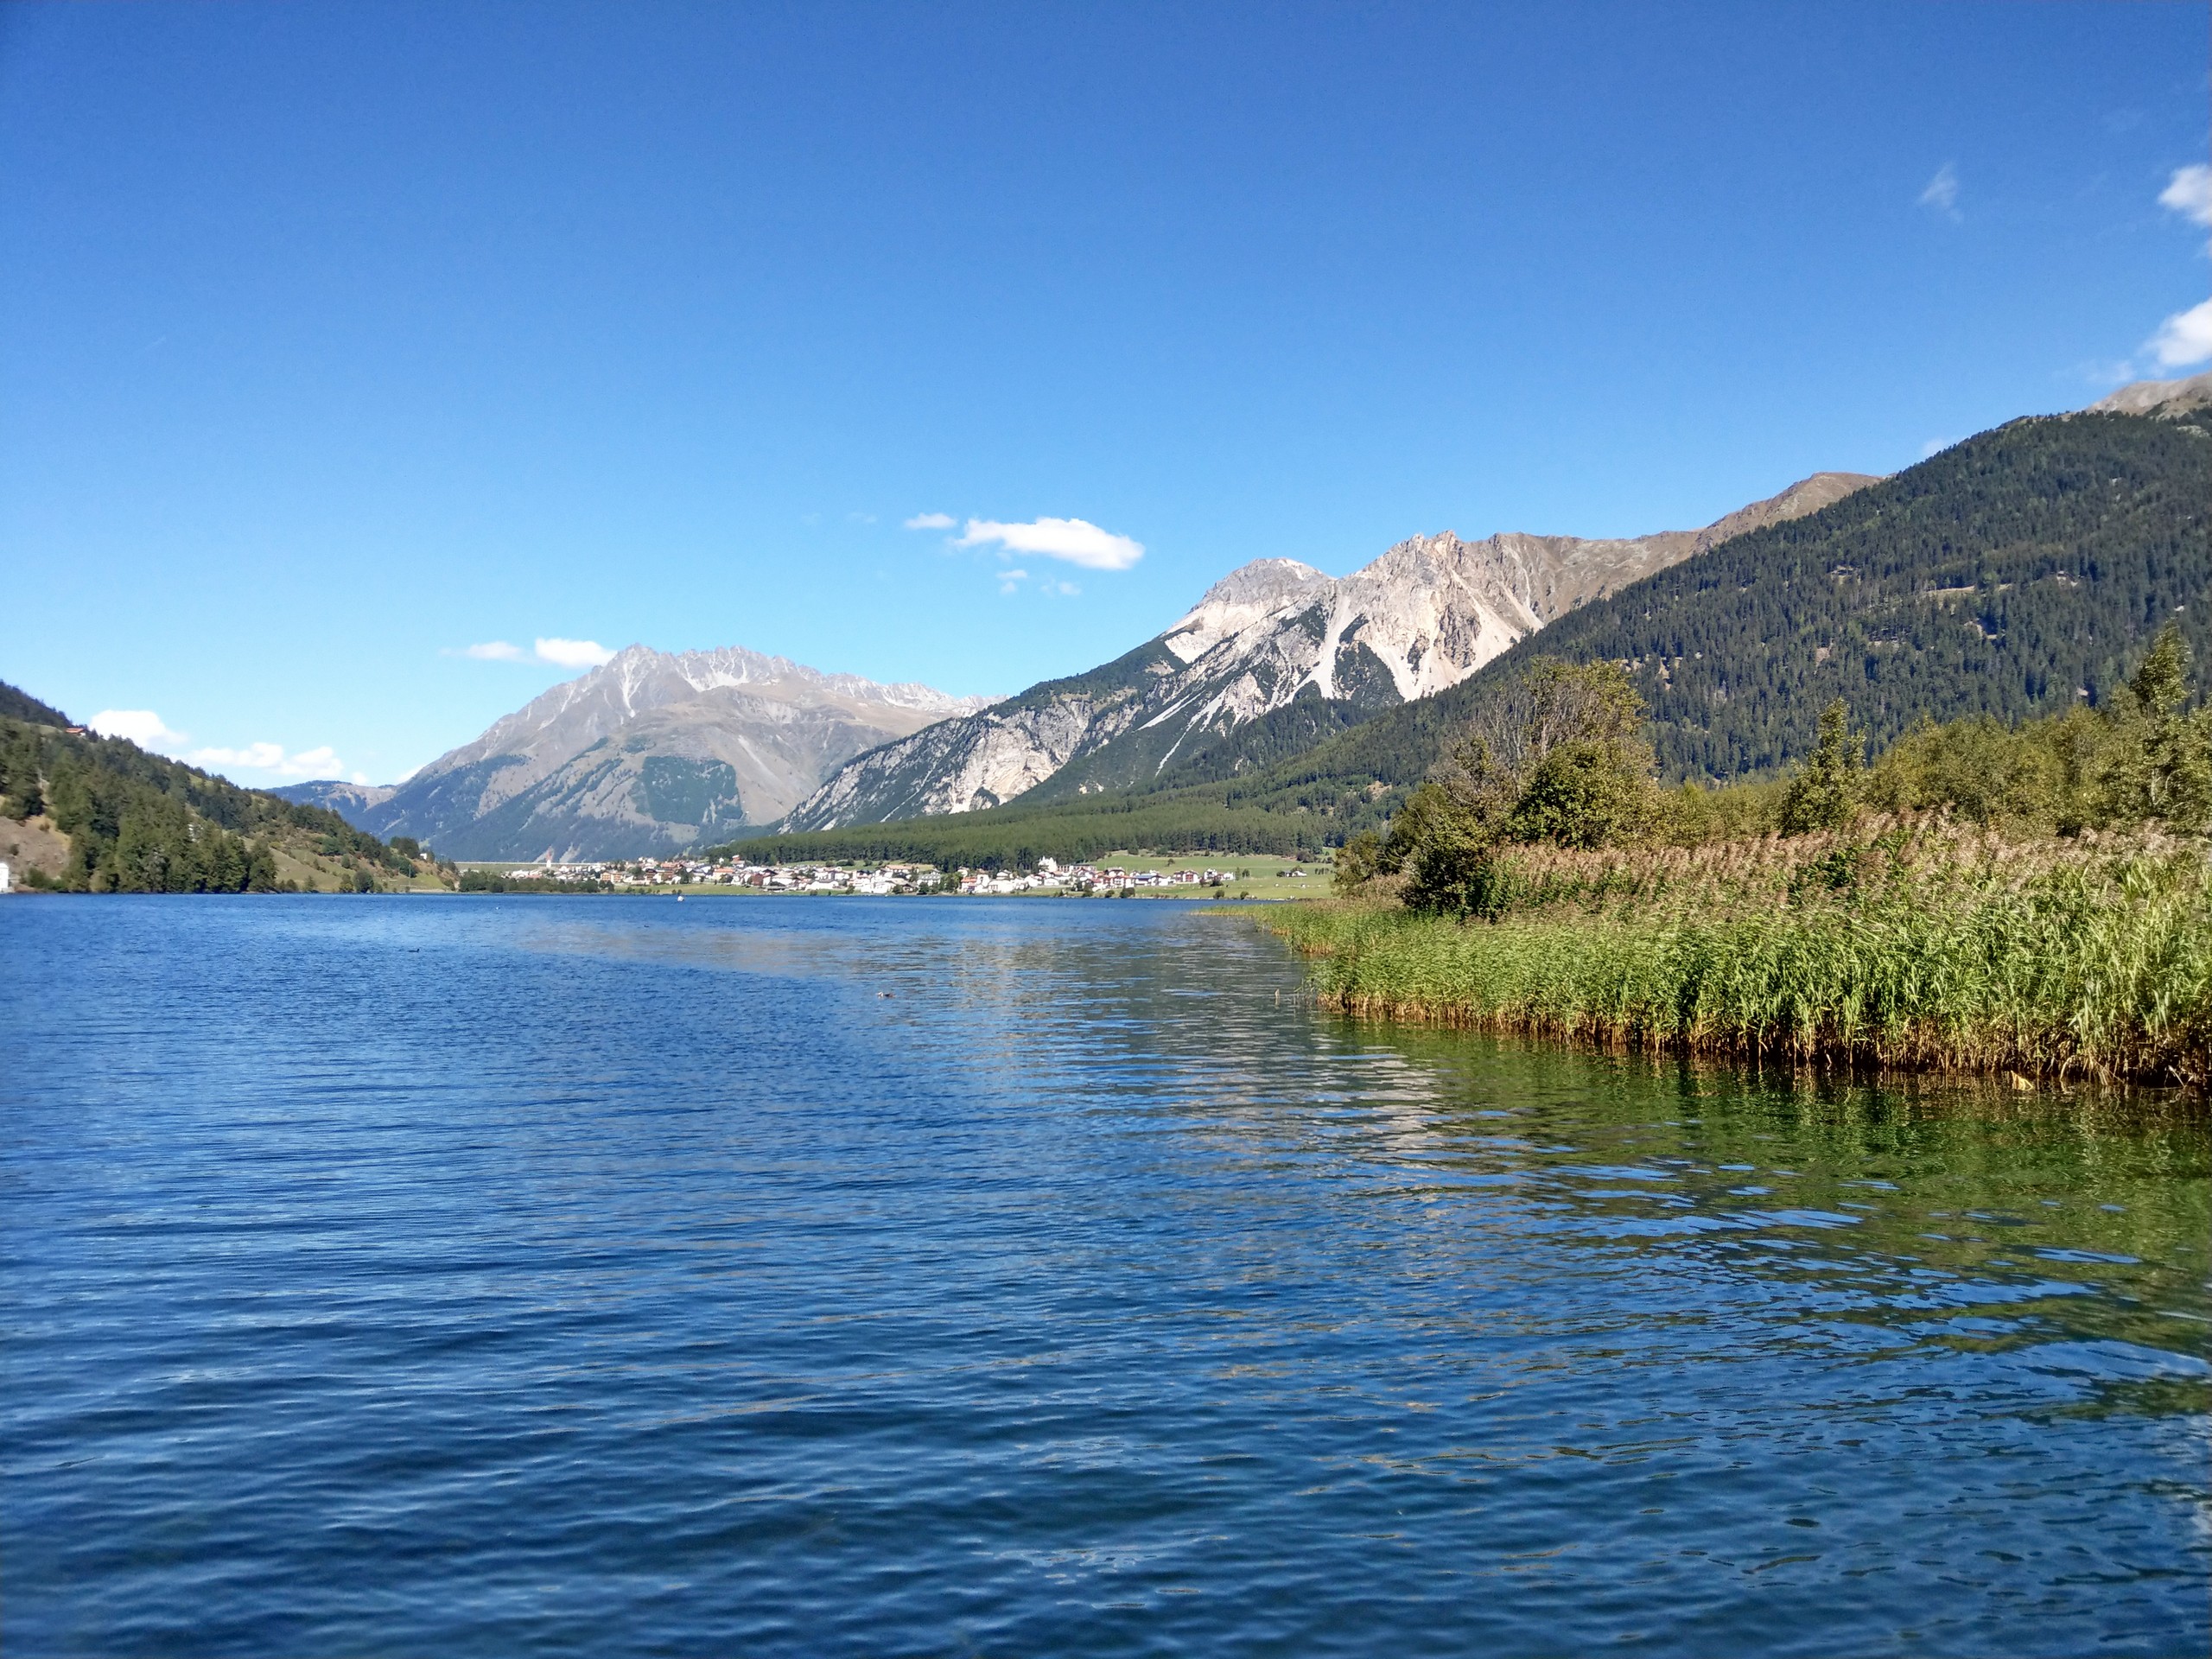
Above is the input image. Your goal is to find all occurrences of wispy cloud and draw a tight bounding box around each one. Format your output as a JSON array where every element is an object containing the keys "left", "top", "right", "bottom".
[
  {"left": 2136, "top": 168, "right": 2212, "bottom": 371},
  {"left": 90, "top": 709, "right": 187, "bottom": 749},
  {"left": 1917, "top": 163, "right": 1960, "bottom": 220},
  {"left": 2159, "top": 162, "right": 2212, "bottom": 238},
  {"left": 533, "top": 637, "right": 614, "bottom": 668},
  {"left": 904, "top": 512, "right": 956, "bottom": 531},
  {"left": 448, "top": 637, "right": 615, "bottom": 667},
  {"left": 954, "top": 516, "right": 1143, "bottom": 572},
  {"left": 188, "top": 741, "right": 344, "bottom": 778},
  {"left": 1918, "top": 436, "right": 1961, "bottom": 460}
]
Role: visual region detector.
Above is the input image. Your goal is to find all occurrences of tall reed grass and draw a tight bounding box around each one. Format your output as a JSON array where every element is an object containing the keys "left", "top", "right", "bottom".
[{"left": 1262, "top": 823, "right": 2212, "bottom": 1090}]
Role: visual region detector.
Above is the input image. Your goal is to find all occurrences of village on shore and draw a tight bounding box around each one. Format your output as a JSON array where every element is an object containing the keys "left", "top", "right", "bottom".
[{"left": 475, "top": 853, "right": 1325, "bottom": 897}]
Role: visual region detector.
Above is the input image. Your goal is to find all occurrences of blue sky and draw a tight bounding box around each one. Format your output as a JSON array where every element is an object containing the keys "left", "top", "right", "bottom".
[{"left": 2, "top": 1, "right": 2207, "bottom": 785}]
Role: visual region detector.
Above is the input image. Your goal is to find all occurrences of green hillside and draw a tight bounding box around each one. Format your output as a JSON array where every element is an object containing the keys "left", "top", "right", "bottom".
[{"left": 1, "top": 705, "right": 443, "bottom": 893}]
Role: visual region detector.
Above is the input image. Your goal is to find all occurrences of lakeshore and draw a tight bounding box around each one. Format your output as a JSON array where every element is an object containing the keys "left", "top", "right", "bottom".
[{"left": 1256, "top": 824, "right": 2212, "bottom": 1093}]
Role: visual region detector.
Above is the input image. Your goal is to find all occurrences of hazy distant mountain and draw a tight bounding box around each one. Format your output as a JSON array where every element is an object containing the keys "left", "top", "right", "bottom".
[
  {"left": 781, "top": 471, "right": 1879, "bottom": 830},
  {"left": 2088, "top": 368, "right": 2212, "bottom": 417},
  {"left": 291, "top": 645, "right": 995, "bottom": 860},
  {"left": 272, "top": 779, "right": 398, "bottom": 818}
]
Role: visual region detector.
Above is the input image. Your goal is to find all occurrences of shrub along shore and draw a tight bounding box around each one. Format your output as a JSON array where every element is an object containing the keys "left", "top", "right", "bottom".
[{"left": 1265, "top": 626, "right": 2212, "bottom": 1093}]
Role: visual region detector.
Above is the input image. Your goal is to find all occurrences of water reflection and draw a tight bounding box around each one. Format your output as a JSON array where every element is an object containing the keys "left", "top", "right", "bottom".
[{"left": 2, "top": 895, "right": 2203, "bottom": 1657}]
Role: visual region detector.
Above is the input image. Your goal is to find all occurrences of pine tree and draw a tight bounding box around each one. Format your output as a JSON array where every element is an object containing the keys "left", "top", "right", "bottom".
[
  {"left": 2100, "top": 624, "right": 2212, "bottom": 833},
  {"left": 1780, "top": 701, "right": 1864, "bottom": 836}
]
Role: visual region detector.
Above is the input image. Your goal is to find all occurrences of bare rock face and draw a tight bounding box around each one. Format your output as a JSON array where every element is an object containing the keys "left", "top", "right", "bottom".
[
  {"left": 781, "top": 470, "right": 1882, "bottom": 831},
  {"left": 307, "top": 645, "right": 995, "bottom": 859},
  {"left": 2088, "top": 370, "right": 2212, "bottom": 418},
  {"left": 787, "top": 694, "right": 1115, "bottom": 825}
]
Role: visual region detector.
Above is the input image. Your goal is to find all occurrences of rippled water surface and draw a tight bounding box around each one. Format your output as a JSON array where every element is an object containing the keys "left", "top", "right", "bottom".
[{"left": 3, "top": 896, "right": 2208, "bottom": 1656}]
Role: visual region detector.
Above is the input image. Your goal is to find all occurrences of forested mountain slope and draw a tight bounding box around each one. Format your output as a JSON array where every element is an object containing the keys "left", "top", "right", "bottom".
[
  {"left": 1212, "top": 408, "right": 2211, "bottom": 810},
  {"left": 0, "top": 679, "right": 73, "bottom": 727}
]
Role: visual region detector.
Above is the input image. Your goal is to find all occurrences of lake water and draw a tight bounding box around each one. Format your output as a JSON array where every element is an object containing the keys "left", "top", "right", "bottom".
[{"left": 3, "top": 895, "right": 2207, "bottom": 1656}]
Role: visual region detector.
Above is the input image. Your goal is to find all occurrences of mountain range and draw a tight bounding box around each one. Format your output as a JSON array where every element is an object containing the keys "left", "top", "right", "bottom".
[
  {"left": 280, "top": 646, "right": 994, "bottom": 861},
  {"left": 291, "top": 467, "right": 1876, "bottom": 858},
  {"left": 729, "top": 379, "right": 2210, "bottom": 872},
  {"left": 279, "top": 370, "right": 2210, "bottom": 862},
  {"left": 781, "top": 472, "right": 1876, "bottom": 830}
]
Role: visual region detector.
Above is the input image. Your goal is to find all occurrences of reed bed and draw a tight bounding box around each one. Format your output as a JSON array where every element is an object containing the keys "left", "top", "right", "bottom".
[{"left": 1261, "top": 823, "right": 2212, "bottom": 1090}]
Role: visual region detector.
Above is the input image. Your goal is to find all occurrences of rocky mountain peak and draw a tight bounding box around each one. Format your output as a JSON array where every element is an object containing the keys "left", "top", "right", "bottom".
[
  {"left": 306, "top": 644, "right": 993, "bottom": 859},
  {"left": 2088, "top": 369, "right": 2212, "bottom": 418},
  {"left": 1163, "top": 559, "right": 1334, "bottom": 664}
]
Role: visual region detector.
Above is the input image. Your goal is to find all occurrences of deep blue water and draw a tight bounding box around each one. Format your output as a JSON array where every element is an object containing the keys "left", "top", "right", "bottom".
[{"left": 3, "top": 894, "right": 2207, "bottom": 1656}]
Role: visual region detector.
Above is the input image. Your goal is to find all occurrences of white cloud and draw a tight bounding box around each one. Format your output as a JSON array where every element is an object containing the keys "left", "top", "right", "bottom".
[
  {"left": 904, "top": 512, "right": 956, "bottom": 531},
  {"left": 2159, "top": 162, "right": 2212, "bottom": 230},
  {"left": 188, "top": 741, "right": 344, "bottom": 778},
  {"left": 448, "top": 638, "right": 613, "bottom": 667},
  {"left": 534, "top": 637, "right": 614, "bottom": 668},
  {"left": 954, "top": 516, "right": 1144, "bottom": 571},
  {"left": 90, "top": 709, "right": 187, "bottom": 750},
  {"left": 1918, "top": 436, "right": 1961, "bottom": 460},
  {"left": 191, "top": 741, "right": 283, "bottom": 770},
  {"left": 1918, "top": 163, "right": 1960, "bottom": 219},
  {"left": 2145, "top": 296, "right": 2212, "bottom": 369},
  {"left": 1000, "top": 568, "right": 1027, "bottom": 581},
  {"left": 91, "top": 708, "right": 349, "bottom": 779}
]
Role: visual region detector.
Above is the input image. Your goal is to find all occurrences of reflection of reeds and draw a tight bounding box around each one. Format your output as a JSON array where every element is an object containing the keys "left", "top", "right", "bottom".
[{"left": 1258, "top": 823, "right": 2212, "bottom": 1091}]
